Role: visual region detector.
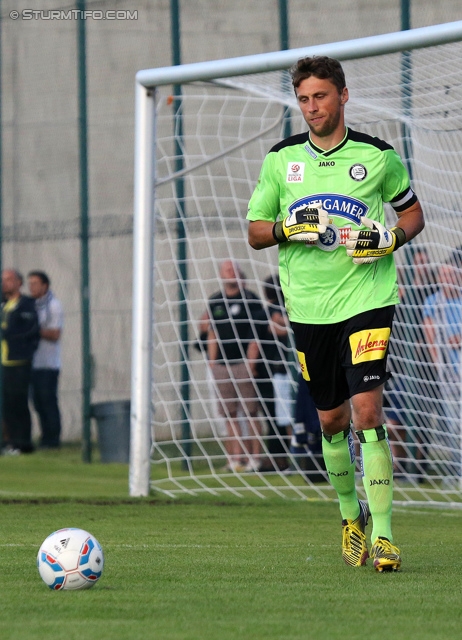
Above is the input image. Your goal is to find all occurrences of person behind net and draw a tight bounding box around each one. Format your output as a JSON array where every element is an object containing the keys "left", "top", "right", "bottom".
[
  {"left": 252, "top": 273, "right": 292, "bottom": 471},
  {"left": 289, "top": 370, "right": 326, "bottom": 482},
  {"left": 247, "top": 56, "right": 425, "bottom": 572},
  {"left": 384, "top": 246, "right": 438, "bottom": 480},
  {"left": 1, "top": 269, "right": 40, "bottom": 454},
  {"left": 207, "top": 259, "right": 264, "bottom": 472},
  {"left": 423, "top": 248, "right": 462, "bottom": 485},
  {"left": 27, "top": 270, "right": 64, "bottom": 449}
]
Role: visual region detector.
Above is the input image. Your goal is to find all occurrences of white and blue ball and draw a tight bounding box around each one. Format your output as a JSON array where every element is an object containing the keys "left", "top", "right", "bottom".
[{"left": 37, "top": 528, "right": 104, "bottom": 590}]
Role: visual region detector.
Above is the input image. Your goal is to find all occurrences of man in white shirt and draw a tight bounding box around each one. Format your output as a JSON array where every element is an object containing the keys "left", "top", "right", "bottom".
[{"left": 28, "top": 271, "right": 64, "bottom": 449}]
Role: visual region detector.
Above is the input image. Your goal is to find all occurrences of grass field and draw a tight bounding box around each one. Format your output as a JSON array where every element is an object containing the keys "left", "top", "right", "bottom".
[{"left": 1, "top": 446, "right": 461, "bottom": 640}]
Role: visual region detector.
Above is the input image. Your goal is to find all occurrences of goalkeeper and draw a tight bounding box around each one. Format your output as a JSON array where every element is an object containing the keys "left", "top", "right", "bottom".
[{"left": 247, "top": 56, "right": 424, "bottom": 572}]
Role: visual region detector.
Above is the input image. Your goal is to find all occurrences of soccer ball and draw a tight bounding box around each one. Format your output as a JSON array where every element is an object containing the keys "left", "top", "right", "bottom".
[{"left": 37, "top": 528, "right": 104, "bottom": 590}]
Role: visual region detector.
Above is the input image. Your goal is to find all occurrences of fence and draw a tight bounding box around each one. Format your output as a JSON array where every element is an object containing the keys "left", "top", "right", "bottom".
[{"left": 1, "top": 0, "right": 460, "bottom": 446}]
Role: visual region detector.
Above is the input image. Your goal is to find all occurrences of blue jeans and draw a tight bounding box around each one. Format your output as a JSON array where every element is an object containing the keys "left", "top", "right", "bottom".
[{"left": 31, "top": 369, "right": 62, "bottom": 448}]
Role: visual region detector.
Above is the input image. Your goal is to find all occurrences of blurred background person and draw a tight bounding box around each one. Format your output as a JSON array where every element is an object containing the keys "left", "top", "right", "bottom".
[
  {"left": 253, "top": 273, "right": 292, "bottom": 471},
  {"left": 1, "top": 269, "right": 39, "bottom": 454},
  {"left": 385, "top": 246, "right": 438, "bottom": 479},
  {"left": 28, "top": 270, "right": 64, "bottom": 449},
  {"left": 194, "top": 308, "right": 227, "bottom": 438},
  {"left": 423, "top": 248, "right": 462, "bottom": 483},
  {"left": 287, "top": 372, "right": 326, "bottom": 481},
  {"left": 207, "top": 259, "right": 263, "bottom": 472}
]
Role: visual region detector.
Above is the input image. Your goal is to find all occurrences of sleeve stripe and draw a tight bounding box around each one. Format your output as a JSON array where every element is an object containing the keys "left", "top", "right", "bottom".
[{"left": 390, "top": 187, "right": 417, "bottom": 212}]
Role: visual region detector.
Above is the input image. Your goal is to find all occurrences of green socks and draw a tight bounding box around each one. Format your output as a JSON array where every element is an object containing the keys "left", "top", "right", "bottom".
[
  {"left": 323, "top": 425, "right": 394, "bottom": 543},
  {"left": 356, "top": 426, "right": 393, "bottom": 542},
  {"left": 322, "top": 428, "right": 359, "bottom": 521}
]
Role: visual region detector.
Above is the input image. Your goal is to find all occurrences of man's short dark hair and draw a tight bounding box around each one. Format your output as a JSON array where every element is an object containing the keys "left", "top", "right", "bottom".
[
  {"left": 28, "top": 270, "right": 50, "bottom": 287},
  {"left": 290, "top": 56, "right": 346, "bottom": 94}
]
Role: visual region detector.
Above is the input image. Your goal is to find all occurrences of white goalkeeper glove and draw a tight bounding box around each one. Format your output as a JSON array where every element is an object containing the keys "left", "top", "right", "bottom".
[
  {"left": 345, "top": 216, "right": 407, "bottom": 264},
  {"left": 273, "top": 204, "right": 329, "bottom": 244}
]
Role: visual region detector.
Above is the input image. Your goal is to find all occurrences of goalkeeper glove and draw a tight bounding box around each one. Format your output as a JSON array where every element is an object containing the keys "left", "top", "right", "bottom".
[
  {"left": 273, "top": 204, "right": 329, "bottom": 244},
  {"left": 345, "top": 216, "right": 407, "bottom": 264}
]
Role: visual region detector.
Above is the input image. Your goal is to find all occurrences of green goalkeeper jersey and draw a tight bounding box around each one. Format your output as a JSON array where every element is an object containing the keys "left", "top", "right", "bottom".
[{"left": 247, "top": 127, "right": 417, "bottom": 324}]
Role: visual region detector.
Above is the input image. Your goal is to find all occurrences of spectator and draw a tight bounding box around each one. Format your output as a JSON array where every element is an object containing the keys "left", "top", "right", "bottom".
[
  {"left": 397, "top": 246, "right": 439, "bottom": 407},
  {"left": 207, "top": 259, "right": 263, "bottom": 472},
  {"left": 1, "top": 269, "right": 40, "bottom": 454},
  {"left": 288, "top": 372, "right": 326, "bottom": 482},
  {"left": 382, "top": 381, "right": 408, "bottom": 475},
  {"left": 28, "top": 271, "right": 64, "bottom": 449},
  {"left": 194, "top": 308, "right": 227, "bottom": 438},
  {"left": 423, "top": 248, "right": 462, "bottom": 482},
  {"left": 253, "top": 273, "right": 292, "bottom": 471},
  {"left": 385, "top": 246, "right": 438, "bottom": 479}
]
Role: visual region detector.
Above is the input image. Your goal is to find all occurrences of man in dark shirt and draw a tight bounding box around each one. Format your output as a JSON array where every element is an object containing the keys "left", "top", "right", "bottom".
[
  {"left": 1, "top": 269, "right": 40, "bottom": 454},
  {"left": 207, "top": 260, "right": 263, "bottom": 472}
]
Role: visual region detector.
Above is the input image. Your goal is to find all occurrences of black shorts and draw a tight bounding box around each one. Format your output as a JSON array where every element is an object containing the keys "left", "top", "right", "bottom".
[{"left": 291, "top": 306, "right": 394, "bottom": 411}]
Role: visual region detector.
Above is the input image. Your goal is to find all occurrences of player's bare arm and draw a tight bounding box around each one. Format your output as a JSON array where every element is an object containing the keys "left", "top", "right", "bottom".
[
  {"left": 248, "top": 220, "right": 278, "bottom": 250},
  {"left": 394, "top": 200, "right": 425, "bottom": 242}
]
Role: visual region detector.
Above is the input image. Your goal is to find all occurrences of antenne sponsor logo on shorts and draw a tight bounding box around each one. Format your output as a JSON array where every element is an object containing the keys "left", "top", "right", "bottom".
[
  {"left": 296, "top": 350, "right": 310, "bottom": 381},
  {"left": 289, "top": 193, "right": 368, "bottom": 225},
  {"left": 349, "top": 328, "right": 391, "bottom": 365}
]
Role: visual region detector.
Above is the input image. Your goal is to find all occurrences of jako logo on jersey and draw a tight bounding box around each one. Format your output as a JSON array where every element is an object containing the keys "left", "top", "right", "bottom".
[
  {"left": 319, "top": 161, "right": 335, "bottom": 167},
  {"left": 286, "top": 162, "right": 305, "bottom": 182},
  {"left": 288, "top": 194, "right": 368, "bottom": 226},
  {"left": 349, "top": 328, "right": 391, "bottom": 365}
]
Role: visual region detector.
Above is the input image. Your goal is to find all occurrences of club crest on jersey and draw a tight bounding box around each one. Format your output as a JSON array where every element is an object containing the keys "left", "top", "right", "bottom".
[
  {"left": 316, "top": 224, "right": 351, "bottom": 251},
  {"left": 349, "top": 164, "right": 367, "bottom": 181},
  {"left": 288, "top": 194, "right": 368, "bottom": 226},
  {"left": 286, "top": 162, "right": 305, "bottom": 183}
]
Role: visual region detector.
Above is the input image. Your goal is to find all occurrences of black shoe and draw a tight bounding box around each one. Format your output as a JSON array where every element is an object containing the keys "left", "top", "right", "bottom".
[{"left": 19, "top": 444, "right": 35, "bottom": 454}]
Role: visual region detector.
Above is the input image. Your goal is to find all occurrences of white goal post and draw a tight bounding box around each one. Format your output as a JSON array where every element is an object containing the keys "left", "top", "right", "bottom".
[{"left": 131, "top": 21, "right": 462, "bottom": 500}]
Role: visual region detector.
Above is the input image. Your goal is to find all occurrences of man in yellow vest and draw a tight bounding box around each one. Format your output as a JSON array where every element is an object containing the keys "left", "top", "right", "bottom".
[{"left": 1, "top": 269, "right": 40, "bottom": 454}]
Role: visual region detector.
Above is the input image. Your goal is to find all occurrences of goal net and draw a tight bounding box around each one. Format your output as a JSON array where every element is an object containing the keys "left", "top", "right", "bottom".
[{"left": 131, "top": 24, "right": 462, "bottom": 506}]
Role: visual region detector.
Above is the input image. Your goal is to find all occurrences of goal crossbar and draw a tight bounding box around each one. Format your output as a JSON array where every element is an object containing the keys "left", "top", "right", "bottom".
[{"left": 136, "top": 21, "right": 462, "bottom": 88}]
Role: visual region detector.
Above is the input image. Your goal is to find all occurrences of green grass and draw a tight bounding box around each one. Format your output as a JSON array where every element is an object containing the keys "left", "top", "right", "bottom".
[{"left": 0, "top": 446, "right": 461, "bottom": 640}]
